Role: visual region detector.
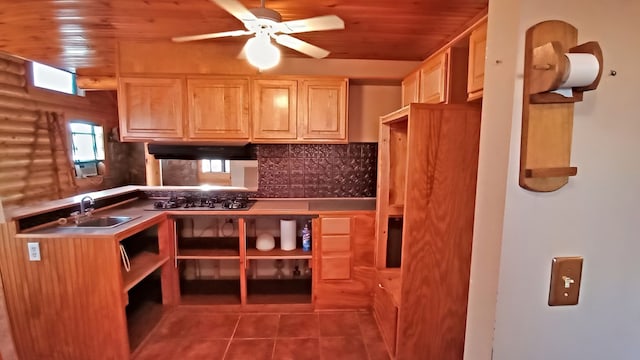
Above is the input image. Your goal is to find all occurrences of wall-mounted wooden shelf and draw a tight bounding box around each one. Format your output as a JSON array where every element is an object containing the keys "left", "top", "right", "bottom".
[
  {"left": 525, "top": 167, "right": 578, "bottom": 178},
  {"left": 520, "top": 20, "right": 603, "bottom": 192}
]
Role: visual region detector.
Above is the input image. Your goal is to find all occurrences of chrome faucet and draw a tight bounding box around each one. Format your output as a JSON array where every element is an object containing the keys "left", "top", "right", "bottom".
[
  {"left": 71, "top": 195, "right": 95, "bottom": 224},
  {"left": 80, "top": 195, "right": 94, "bottom": 215}
]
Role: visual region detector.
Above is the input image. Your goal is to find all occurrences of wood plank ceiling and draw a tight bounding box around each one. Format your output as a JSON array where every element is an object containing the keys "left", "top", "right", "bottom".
[{"left": 0, "top": 0, "right": 488, "bottom": 76}]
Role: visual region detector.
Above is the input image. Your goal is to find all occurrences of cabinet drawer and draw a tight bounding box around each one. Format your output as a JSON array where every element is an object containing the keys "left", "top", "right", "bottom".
[
  {"left": 320, "top": 217, "right": 351, "bottom": 235},
  {"left": 321, "top": 254, "right": 351, "bottom": 280},
  {"left": 374, "top": 284, "right": 398, "bottom": 356},
  {"left": 322, "top": 235, "right": 351, "bottom": 252}
]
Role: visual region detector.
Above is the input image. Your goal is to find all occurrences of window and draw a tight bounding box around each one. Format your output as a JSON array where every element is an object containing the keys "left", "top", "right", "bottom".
[
  {"left": 70, "top": 122, "right": 105, "bottom": 168},
  {"left": 201, "top": 159, "right": 230, "bottom": 173},
  {"left": 31, "top": 62, "right": 77, "bottom": 95}
]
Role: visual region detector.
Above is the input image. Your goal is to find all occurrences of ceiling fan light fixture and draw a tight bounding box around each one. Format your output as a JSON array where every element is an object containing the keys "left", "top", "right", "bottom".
[{"left": 245, "top": 34, "right": 280, "bottom": 70}]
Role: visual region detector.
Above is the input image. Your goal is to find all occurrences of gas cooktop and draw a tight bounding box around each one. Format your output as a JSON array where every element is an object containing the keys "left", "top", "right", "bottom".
[{"left": 149, "top": 196, "right": 254, "bottom": 211}]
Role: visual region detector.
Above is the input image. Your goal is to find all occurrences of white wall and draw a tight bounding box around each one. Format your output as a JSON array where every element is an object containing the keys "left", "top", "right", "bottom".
[
  {"left": 466, "top": 0, "right": 640, "bottom": 359},
  {"left": 348, "top": 84, "right": 401, "bottom": 142}
]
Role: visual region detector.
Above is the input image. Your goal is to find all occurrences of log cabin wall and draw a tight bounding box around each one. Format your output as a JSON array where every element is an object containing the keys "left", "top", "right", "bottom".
[
  {"left": 0, "top": 51, "right": 140, "bottom": 359},
  {"left": 0, "top": 51, "right": 140, "bottom": 209}
]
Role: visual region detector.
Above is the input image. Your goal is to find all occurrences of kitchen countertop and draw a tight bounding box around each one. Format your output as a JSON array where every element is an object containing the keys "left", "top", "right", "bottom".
[
  {"left": 16, "top": 197, "right": 376, "bottom": 239},
  {"left": 16, "top": 201, "right": 167, "bottom": 239},
  {"left": 4, "top": 185, "right": 376, "bottom": 221}
]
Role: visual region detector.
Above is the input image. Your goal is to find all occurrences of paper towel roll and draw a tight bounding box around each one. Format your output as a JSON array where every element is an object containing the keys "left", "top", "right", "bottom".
[
  {"left": 280, "top": 219, "right": 297, "bottom": 251},
  {"left": 551, "top": 53, "right": 600, "bottom": 97}
]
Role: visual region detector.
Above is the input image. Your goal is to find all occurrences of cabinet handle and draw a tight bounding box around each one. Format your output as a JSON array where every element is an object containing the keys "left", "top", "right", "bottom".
[
  {"left": 378, "top": 283, "right": 384, "bottom": 289},
  {"left": 120, "top": 245, "right": 131, "bottom": 272}
]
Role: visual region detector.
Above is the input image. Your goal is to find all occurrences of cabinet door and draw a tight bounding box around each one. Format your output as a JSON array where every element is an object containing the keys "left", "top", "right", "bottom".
[
  {"left": 401, "top": 70, "right": 420, "bottom": 106},
  {"left": 419, "top": 51, "right": 449, "bottom": 104},
  {"left": 374, "top": 284, "right": 398, "bottom": 357},
  {"left": 118, "top": 77, "right": 185, "bottom": 141},
  {"left": 187, "top": 77, "right": 250, "bottom": 140},
  {"left": 299, "top": 79, "right": 348, "bottom": 142},
  {"left": 467, "top": 21, "right": 488, "bottom": 100},
  {"left": 252, "top": 79, "right": 297, "bottom": 141}
]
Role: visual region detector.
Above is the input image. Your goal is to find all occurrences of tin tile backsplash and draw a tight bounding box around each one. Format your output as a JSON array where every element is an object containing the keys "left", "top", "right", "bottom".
[
  {"left": 256, "top": 143, "right": 377, "bottom": 198},
  {"left": 154, "top": 143, "right": 377, "bottom": 198}
]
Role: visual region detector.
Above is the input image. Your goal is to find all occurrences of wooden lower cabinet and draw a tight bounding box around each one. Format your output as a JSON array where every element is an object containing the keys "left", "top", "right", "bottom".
[
  {"left": 0, "top": 218, "right": 172, "bottom": 359},
  {"left": 314, "top": 213, "right": 376, "bottom": 309}
]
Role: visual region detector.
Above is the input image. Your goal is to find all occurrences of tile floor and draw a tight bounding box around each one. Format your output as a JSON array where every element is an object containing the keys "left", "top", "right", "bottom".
[{"left": 134, "top": 308, "right": 390, "bottom": 360}]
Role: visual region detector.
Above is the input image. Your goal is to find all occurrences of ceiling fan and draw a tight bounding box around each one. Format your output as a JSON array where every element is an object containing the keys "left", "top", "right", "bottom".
[{"left": 172, "top": 0, "right": 345, "bottom": 70}]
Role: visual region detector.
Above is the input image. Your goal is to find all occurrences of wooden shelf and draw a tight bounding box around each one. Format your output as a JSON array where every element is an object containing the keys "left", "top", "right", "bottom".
[
  {"left": 246, "top": 277, "right": 312, "bottom": 304},
  {"left": 177, "top": 248, "right": 240, "bottom": 260},
  {"left": 387, "top": 204, "right": 404, "bottom": 217},
  {"left": 122, "top": 252, "right": 169, "bottom": 293},
  {"left": 127, "top": 301, "right": 165, "bottom": 353},
  {"left": 180, "top": 294, "right": 242, "bottom": 305},
  {"left": 525, "top": 167, "right": 577, "bottom": 178},
  {"left": 246, "top": 293, "right": 311, "bottom": 305},
  {"left": 246, "top": 248, "right": 312, "bottom": 260},
  {"left": 179, "top": 278, "right": 241, "bottom": 305},
  {"left": 247, "top": 275, "right": 312, "bottom": 281}
]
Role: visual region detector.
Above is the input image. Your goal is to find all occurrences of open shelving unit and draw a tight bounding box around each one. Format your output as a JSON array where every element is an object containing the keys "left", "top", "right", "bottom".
[
  {"left": 118, "top": 222, "right": 170, "bottom": 353},
  {"left": 125, "top": 270, "right": 164, "bottom": 351},
  {"left": 243, "top": 216, "right": 314, "bottom": 305},
  {"left": 171, "top": 216, "right": 244, "bottom": 305},
  {"left": 168, "top": 215, "right": 316, "bottom": 306}
]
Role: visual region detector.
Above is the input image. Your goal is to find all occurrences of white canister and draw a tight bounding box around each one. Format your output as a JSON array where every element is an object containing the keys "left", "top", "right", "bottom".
[{"left": 280, "top": 219, "right": 297, "bottom": 251}]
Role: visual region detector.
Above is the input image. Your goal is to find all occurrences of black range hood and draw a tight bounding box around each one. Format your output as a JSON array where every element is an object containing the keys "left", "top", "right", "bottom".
[{"left": 147, "top": 144, "right": 257, "bottom": 160}]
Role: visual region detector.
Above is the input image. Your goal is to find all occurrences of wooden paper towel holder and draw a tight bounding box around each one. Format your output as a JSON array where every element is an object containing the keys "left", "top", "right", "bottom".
[{"left": 520, "top": 20, "right": 603, "bottom": 192}]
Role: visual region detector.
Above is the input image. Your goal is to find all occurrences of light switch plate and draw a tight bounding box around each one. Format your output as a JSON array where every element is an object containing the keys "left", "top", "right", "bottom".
[{"left": 548, "top": 256, "right": 583, "bottom": 306}]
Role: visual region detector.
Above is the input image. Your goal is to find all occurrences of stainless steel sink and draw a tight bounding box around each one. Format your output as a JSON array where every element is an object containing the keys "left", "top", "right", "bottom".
[{"left": 75, "top": 216, "right": 138, "bottom": 228}]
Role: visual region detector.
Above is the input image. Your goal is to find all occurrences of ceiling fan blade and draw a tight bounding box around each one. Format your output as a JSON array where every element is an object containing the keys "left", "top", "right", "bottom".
[
  {"left": 212, "top": 0, "right": 257, "bottom": 22},
  {"left": 275, "top": 34, "right": 330, "bottom": 59},
  {"left": 172, "top": 29, "right": 252, "bottom": 43},
  {"left": 277, "top": 15, "right": 345, "bottom": 34}
]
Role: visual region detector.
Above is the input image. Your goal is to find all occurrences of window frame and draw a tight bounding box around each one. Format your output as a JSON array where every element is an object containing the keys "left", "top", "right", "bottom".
[
  {"left": 69, "top": 121, "right": 106, "bottom": 178},
  {"left": 197, "top": 159, "right": 232, "bottom": 186},
  {"left": 29, "top": 61, "right": 78, "bottom": 95},
  {"left": 200, "top": 159, "right": 231, "bottom": 174}
]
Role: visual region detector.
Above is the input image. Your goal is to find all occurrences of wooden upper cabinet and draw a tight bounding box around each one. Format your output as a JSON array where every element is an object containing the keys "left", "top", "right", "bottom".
[
  {"left": 299, "top": 79, "right": 348, "bottom": 142},
  {"left": 252, "top": 79, "right": 298, "bottom": 141},
  {"left": 118, "top": 77, "right": 185, "bottom": 141},
  {"left": 187, "top": 77, "right": 250, "bottom": 140},
  {"left": 401, "top": 71, "right": 420, "bottom": 106},
  {"left": 467, "top": 20, "right": 488, "bottom": 101},
  {"left": 419, "top": 51, "right": 449, "bottom": 104}
]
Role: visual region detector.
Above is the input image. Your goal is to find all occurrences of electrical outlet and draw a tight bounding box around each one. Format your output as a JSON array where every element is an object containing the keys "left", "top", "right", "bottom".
[{"left": 27, "top": 242, "right": 41, "bottom": 261}]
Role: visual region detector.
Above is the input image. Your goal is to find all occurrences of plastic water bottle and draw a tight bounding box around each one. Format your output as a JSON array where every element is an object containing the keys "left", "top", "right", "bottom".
[{"left": 302, "top": 223, "right": 311, "bottom": 252}]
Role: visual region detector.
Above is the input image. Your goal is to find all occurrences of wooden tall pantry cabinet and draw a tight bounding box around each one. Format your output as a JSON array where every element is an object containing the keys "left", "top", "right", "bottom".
[{"left": 373, "top": 103, "right": 481, "bottom": 359}]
